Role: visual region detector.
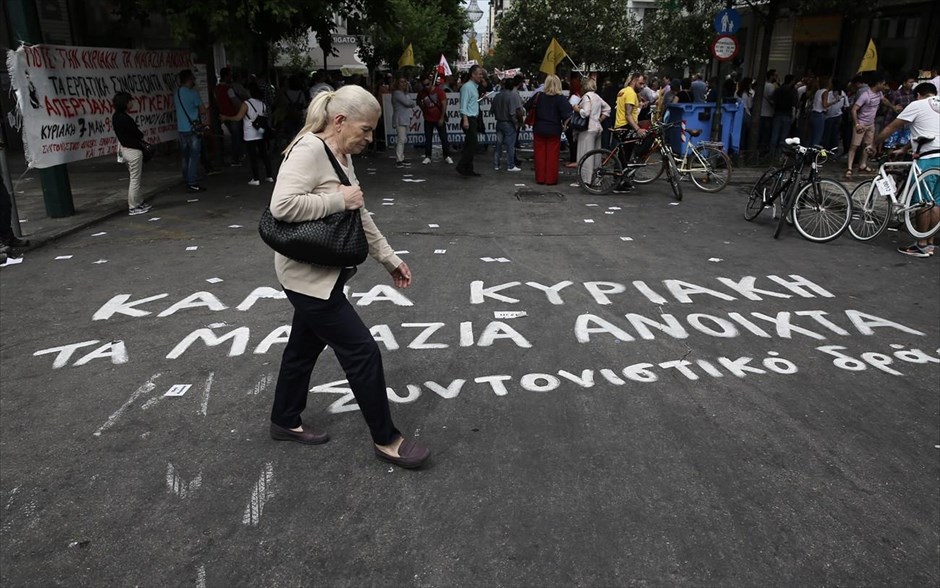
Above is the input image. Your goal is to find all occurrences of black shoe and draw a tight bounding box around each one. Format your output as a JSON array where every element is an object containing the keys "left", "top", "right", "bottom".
[
  {"left": 187, "top": 184, "right": 206, "bottom": 192},
  {"left": 269, "top": 422, "right": 329, "bottom": 445},
  {"left": 1, "top": 236, "right": 29, "bottom": 248}
]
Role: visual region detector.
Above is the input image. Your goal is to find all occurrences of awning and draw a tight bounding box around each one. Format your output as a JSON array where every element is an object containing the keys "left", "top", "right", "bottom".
[
  {"left": 310, "top": 34, "right": 368, "bottom": 72},
  {"left": 275, "top": 33, "right": 369, "bottom": 73}
]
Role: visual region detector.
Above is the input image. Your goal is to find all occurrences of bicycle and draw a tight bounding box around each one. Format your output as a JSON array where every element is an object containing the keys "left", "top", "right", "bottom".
[
  {"left": 632, "top": 128, "right": 733, "bottom": 192},
  {"left": 576, "top": 121, "right": 683, "bottom": 201},
  {"left": 744, "top": 138, "right": 853, "bottom": 243},
  {"left": 847, "top": 141, "right": 940, "bottom": 242}
]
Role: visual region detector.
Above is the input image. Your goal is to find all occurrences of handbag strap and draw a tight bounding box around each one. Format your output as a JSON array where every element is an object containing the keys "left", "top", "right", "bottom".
[
  {"left": 282, "top": 134, "right": 353, "bottom": 187},
  {"left": 319, "top": 137, "right": 352, "bottom": 186},
  {"left": 177, "top": 88, "right": 198, "bottom": 127}
]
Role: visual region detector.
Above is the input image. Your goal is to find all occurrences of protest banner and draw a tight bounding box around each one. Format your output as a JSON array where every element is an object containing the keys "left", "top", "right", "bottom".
[{"left": 7, "top": 44, "right": 192, "bottom": 168}]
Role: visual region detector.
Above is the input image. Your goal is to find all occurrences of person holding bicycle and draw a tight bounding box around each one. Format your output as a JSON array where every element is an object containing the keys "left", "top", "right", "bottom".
[
  {"left": 870, "top": 82, "right": 940, "bottom": 257},
  {"left": 612, "top": 73, "right": 648, "bottom": 193}
]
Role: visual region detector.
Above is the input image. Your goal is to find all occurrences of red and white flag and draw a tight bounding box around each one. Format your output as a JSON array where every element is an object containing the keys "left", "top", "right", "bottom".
[{"left": 437, "top": 54, "right": 452, "bottom": 77}]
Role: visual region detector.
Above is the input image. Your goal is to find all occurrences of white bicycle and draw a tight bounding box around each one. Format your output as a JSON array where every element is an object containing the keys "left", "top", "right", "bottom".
[{"left": 848, "top": 146, "right": 940, "bottom": 241}]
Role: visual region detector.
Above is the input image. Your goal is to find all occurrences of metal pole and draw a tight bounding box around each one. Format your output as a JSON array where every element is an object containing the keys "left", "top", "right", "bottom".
[{"left": 0, "top": 141, "right": 23, "bottom": 237}]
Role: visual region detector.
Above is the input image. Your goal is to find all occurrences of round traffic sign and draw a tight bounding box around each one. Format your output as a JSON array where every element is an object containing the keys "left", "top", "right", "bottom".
[{"left": 711, "top": 35, "right": 739, "bottom": 62}]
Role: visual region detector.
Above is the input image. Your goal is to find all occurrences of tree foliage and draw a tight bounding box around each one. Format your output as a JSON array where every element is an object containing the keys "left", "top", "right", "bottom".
[
  {"left": 354, "top": 0, "right": 469, "bottom": 74},
  {"left": 642, "top": 0, "right": 720, "bottom": 73},
  {"left": 114, "top": 0, "right": 391, "bottom": 63},
  {"left": 492, "top": 0, "right": 643, "bottom": 75}
]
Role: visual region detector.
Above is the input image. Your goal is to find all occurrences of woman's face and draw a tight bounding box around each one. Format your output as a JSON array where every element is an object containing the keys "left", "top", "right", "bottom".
[{"left": 336, "top": 113, "right": 379, "bottom": 155}]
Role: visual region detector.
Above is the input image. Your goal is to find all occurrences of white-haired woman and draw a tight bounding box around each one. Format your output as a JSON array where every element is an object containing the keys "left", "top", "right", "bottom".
[
  {"left": 571, "top": 78, "right": 611, "bottom": 187},
  {"left": 268, "top": 85, "right": 430, "bottom": 469}
]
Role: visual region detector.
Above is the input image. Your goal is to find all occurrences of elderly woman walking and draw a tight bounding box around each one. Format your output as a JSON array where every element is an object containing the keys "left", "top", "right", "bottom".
[
  {"left": 267, "top": 85, "right": 430, "bottom": 469},
  {"left": 570, "top": 78, "right": 611, "bottom": 188},
  {"left": 525, "top": 74, "right": 573, "bottom": 185}
]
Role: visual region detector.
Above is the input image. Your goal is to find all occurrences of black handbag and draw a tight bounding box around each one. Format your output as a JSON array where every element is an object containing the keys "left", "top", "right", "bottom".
[
  {"left": 141, "top": 141, "right": 155, "bottom": 162},
  {"left": 258, "top": 137, "right": 368, "bottom": 267},
  {"left": 568, "top": 112, "right": 589, "bottom": 131},
  {"left": 248, "top": 100, "right": 271, "bottom": 134}
]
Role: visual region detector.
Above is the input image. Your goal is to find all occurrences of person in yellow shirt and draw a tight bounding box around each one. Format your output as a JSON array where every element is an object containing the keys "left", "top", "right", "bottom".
[{"left": 613, "top": 73, "right": 648, "bottom": 191}]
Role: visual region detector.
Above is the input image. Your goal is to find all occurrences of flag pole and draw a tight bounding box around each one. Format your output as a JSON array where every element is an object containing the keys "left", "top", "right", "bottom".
[{"left": 565, "top": 55, "right": 583, "bottom": 77}]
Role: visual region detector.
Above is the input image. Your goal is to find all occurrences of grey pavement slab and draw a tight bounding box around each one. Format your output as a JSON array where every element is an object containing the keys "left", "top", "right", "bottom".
[{"left": 1, "top": 147, "right": 937, "bottom": 587}]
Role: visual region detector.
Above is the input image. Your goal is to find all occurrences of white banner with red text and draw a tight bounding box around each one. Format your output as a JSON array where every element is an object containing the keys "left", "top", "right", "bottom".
[{"left": 6, "top": 44, "right": 192, "bottom": 168}]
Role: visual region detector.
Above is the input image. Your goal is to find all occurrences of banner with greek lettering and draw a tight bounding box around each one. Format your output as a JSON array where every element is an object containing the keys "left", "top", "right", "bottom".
[{"left": 6, "top": 44, "right": 192, "bottom": 168}]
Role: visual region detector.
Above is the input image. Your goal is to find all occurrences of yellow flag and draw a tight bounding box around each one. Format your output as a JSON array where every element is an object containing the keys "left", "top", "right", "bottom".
[
  {"left": 399, "top": 43, "right": 415, "bottom": 68},
  {"left": 858, "top": 38, "right": 877, "bottom": 73},
  {"left": 539, "top": 38, "right": 567, "bottom": 75},
  {"left": 468, "top": 37, "right": 484, "bottom": 64}
]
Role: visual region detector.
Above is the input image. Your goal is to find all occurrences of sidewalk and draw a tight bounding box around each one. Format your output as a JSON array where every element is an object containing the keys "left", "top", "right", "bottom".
[{"left": 6, "top": 151, "right": 190, "bottom": 251}]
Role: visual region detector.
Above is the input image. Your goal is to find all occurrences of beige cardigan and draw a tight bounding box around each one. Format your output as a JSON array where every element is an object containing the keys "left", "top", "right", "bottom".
[{"left": 270, "top": 133, "right": 402, "bottom": 299}]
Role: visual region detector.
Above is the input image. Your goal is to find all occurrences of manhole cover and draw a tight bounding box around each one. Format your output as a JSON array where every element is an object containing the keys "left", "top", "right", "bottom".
[{"left": 515, "top": 190, "right": 566, "bottom": 202}]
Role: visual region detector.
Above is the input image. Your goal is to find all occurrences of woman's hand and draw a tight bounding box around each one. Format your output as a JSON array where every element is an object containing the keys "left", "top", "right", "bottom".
[
  {"left": 390, "top": 262, "right": 412, "bottom": 288},
  {"left": 341, "top": 185, "right": 364, "bottom": 210}
]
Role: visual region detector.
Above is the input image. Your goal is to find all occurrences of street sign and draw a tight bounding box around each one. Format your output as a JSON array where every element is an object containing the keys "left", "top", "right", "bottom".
[
  {"left": 714, "top": 8, "right": 741, "bottom": 35},
  {"left": 711, "top": 35, "right": 739, "bottom": 62}
]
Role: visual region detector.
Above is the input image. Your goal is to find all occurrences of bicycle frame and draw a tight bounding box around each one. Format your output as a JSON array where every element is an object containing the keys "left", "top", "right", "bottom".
[{"left": 866, "top": 161, "right": 933, "bottom": 218}]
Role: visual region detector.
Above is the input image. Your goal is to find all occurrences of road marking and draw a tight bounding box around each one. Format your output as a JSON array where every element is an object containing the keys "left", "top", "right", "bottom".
[
  {"left": 199, "top": 372, "right": 214, "bottom": 416},
  {"left": 206, "top": 278, "right": 224, "bottom": 284},
  {"left": 620, "top": 237, "right": 633, "bottom": 241},
  {"left": 186, "top": 246, "right": 198, "bottom": 251},
  {"left": 92, "top": 232, "right": 107, "bottom": 237},
  {"left": 196, "top": 565, "right": 206, "bottom": 588},
  {"left": 242, "top": 462, "right": 275, "bottom": 526},
  {"left": 428, "top": 224, "right": 439, "bottom": 228},
  {"left": 54, "top": 255, "right": 73, "bottom": 260},
  {"left": 92, "top": 259, "right": 108, "bottom": 264},
  {"left": 94, "top": 373, "right": 162, "bottom": 436},
  {"left": 583, "top": 219, "right": 594, "bottom": 223},
  {"left": 434, "top": 249, "right": 446, "bottom": 254}
]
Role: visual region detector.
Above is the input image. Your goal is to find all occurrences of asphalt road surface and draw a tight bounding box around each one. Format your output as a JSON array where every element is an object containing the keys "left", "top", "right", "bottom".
[{"left": 2, "top": 150, "right": 938, "bottom": 587}]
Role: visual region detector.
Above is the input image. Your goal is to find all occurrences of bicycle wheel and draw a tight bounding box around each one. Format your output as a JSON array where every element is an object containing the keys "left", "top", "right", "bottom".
[
  {"left": 774, "top": 181, "right": 796, "bottom": 239},
  {"left": 793, "top": 179, "right": 852, "bottom": 243},
  {"left": 744, "top": 167, "right": 778, "bottom": 221},
  {"left": 577, "top": 149, "right": 621, "bottom": 195},
  {"left": 847, "top": 179, "right": 891, "bottom": 241},
  {"left": 664, "top": 148, "right": 683, "bottom": 201},
  {"left": 903, "top": 168, "right": 940, "bottom": 239},
  {"left": 632, "top": 149, "right": 664, "bottom": 184},
  {"left": 689, "top": 145, "right": 733, "bottom": 192}
]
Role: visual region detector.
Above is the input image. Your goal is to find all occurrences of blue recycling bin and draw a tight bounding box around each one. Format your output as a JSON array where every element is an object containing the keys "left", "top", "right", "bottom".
[
  {"left": 720, "top": 101, "right": 744, "bottom": 153},
  {"left": 666, "top": 103, "right": 715, "bottom": 155}
]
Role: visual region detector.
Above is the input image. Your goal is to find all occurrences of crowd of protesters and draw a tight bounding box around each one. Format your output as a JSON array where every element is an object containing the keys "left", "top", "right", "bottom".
[{"left": 143, "top": 64, "right": 940, "bottom": 197}]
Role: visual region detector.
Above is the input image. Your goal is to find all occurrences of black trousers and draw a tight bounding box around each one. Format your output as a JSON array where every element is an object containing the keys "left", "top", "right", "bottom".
[
  {"left": 271, "top": 274, "right": 401, "bottom": 445},
  {"left": 424, "top": 120, "right": 451, "bottom": 158},
  {"left": 246, "top": 138, "right": 272, "bottom": 181},
  {"left": 457, "top": 117, "right": 478, "bottom": 173}
]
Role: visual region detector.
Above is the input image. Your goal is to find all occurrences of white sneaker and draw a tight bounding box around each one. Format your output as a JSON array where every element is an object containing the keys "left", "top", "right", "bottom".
[
  {"left": 264, "top": 177, "right": 274, "bottom": 183},
  {"left": 569, "top": 182, "right": 580, "bottom": 187},
  {"left": 494, "top": 166, "right": 500, "bottom": 171},
  {"left": 248, "top": 179, "right": 261, "bottom": 186},
  {"left": 445, "top": 156, "right": 454, "bottom": 164},
  {"left": 128, "top": 203, "right": 152, "bottom": 216},
  {"left": 422, "top": 157, "right": 431, "bottom": 164},
  {"left": 507, "top": 166, "right": 522, "bottom": 172}
]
